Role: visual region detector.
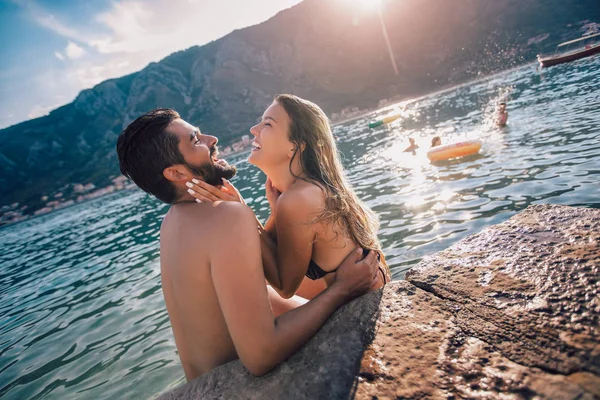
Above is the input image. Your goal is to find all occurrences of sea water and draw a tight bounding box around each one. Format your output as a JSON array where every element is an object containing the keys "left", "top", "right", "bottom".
[{"left": 1, "top": 57, "right": 598, "bottom": 398}]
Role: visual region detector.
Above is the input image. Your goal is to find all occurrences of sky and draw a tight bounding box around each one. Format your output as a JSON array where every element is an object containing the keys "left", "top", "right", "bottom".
[{"left": 0, "top": 0, "right": 303, "bottom": 129}]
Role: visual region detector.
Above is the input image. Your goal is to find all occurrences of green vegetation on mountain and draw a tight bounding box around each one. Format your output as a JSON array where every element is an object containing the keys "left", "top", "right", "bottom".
[{"left": 1, "top": 0, "right": 598, "bottom": 213}]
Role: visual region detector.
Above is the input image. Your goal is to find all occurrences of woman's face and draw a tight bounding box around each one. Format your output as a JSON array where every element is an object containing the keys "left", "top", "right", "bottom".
[{"left": 248, "top": 101, "right": 295, "bottom": 170}]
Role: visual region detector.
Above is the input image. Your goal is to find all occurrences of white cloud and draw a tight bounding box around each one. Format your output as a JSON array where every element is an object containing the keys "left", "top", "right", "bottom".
[
  {"left": 36, "top": 13, "right": 83, "bottom": 40},
  {"left": 3, "top": 0, "right": 303, "bottom": 128},
  {"left": 75, "top": 60, "right": 131, "bottom": 88},
  {"left": 89, "top": 2, "right": 154, "bottom": 54},
  {"left": 27, "top": 103, "right": 58, "bottom": 119},
  {"left": 88, "top": 0, "right": 303, "bottom": 56},
  {"left": 22, "top": 0, "right": 304, "bottom": 66},
  {"left": 16, "top": 0, "right": 90, "bottom": 42},
  {"left": 65, "top": 41, "right": 86, "bottom": 59},
  {"left": 88, "top": 1, "right": 211, "bottom": 55}
]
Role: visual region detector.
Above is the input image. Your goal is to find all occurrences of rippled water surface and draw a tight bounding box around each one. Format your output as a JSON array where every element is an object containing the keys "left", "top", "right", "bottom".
[{"left": 1, "top": 58, "right": 599, "bottom": 398}]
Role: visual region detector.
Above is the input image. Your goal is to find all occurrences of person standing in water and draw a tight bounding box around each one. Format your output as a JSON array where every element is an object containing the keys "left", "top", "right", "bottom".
[
  {"left": 431, "top": 136, "right": 442, "bottom": 148},
  {"left": 403, "top": 137, "right": 419, "bottom": 153},
  {"left": 496, "top": 102, "right": 508, "bottom": 127}
]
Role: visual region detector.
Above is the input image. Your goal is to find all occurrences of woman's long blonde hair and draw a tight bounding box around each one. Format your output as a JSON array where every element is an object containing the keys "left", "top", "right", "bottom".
[{"left": 275, "top": 94, "right": 389, "bottom": 276}]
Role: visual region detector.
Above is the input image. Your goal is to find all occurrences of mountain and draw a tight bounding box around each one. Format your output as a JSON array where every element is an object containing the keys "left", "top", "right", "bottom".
[{"left": 1, "top": 0, "right": 598, "bottom": 215}]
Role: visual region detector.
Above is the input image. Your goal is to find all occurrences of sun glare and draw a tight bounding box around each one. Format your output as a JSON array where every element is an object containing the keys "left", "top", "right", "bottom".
[
  {"left": 342, "top": 0, "right": 383, "bottom": 11},
  {"left": 361, "top": 0, "right": 382, "bottom": 8}
]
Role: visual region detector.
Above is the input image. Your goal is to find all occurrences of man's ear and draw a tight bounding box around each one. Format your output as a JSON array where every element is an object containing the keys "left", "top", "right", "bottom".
[{"left": 163, "top": 165, "right": 192, "bottom": 182}]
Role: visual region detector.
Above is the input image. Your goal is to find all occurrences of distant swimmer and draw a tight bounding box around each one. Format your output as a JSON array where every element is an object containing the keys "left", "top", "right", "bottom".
[
  {"left": 431, "top": 136, "right": 442, "bottom": 148},
  {"left": 403, "top": 137, "right": 419, "bottom": 153},
  {"left": 496, "top": 102, "right": 508, "bottom": 127}
]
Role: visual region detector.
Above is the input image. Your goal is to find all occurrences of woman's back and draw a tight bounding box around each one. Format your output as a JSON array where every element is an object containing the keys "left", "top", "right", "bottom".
[{"left": 285, "top": 180, "right": 387, "bottom": 289}]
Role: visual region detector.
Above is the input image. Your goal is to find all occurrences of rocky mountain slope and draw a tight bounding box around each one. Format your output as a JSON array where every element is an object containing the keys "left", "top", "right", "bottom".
[{"left": 1, "top": 0, "right": 598, "bottom": 213}]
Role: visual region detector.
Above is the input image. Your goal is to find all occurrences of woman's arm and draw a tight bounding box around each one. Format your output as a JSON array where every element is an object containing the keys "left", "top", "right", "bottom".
[
  {"left": 263, "top": 177, "right": 279, "bottom": 239},
  {"left": 266, "top": 188, "right": 323, "bottom": 298},
  {"left": 258, "top": 220, "right": 283, "bottom": 288}
]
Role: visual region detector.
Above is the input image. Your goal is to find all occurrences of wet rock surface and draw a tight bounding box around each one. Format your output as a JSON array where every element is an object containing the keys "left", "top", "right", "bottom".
[
  {"left": 160, "top": 205, "right": 599, "bottom": 399},
  {"left": 159, "top": 289, "right": 384, "bottom": 400},
  {"left": 407, "top": 204, "right": 599, "bottom": 378}
]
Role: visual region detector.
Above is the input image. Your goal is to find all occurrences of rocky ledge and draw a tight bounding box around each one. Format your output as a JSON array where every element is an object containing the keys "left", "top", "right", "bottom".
[{"left": 159, "top": 204, "right": 599, "bottom": 399}]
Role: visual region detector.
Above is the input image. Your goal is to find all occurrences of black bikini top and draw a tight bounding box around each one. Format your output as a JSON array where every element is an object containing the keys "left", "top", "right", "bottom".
[{"left": 305, "top": 248, "right": 385, "bottom": 282}]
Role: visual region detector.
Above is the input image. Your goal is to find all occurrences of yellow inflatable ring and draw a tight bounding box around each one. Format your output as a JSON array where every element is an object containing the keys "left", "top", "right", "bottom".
[{"left": 427, "top": 139, "right": 482, "bottom": 161}]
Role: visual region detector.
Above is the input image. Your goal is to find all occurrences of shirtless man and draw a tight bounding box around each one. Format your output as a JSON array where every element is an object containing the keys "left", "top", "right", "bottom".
[{"left": 116, "top": 108, "right": 380, "bottom": 381}]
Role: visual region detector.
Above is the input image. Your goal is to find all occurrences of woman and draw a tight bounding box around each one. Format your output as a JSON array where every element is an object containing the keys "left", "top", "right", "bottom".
[{"left": 187, "top": 94, "right": 390, "bottom": 299}]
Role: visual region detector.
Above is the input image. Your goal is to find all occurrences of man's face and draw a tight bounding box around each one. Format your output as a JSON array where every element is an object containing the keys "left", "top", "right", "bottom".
[
  {"left": 169, "top": 119, "right": 237, "bottom": 185},
  {"left": 500, "top": 104, "right": 506, "bottom": 112}
]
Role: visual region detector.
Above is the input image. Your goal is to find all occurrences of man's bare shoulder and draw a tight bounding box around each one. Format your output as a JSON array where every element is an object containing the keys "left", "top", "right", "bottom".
[
  {"left": 210, "top": 201, "right": 257, "bottom": 226},
  {"left": 160, "top": 202, "right": 257, "bottom": 271},
  {"left": 166, "top": 201, "right": 252, "bottom": 222},
  {"left": 164, "top": 201, "right": 256, "bottom": 238}
]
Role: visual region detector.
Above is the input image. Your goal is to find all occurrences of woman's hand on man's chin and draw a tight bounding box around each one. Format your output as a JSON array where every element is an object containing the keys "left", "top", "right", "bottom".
[{"left": 186, "top": 178, "right": 245, "bottom": 204}]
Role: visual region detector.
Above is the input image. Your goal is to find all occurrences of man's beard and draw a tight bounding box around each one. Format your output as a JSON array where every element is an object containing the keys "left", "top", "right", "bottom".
[{"left": 185, "top": 159, "right": 237, "bottom": 186}]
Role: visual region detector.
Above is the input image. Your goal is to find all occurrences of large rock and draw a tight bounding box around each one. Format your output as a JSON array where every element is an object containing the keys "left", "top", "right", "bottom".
[
  {"left": 159, "top": 205, "right": 599, "bottom": 399},
  {"left": 407, "top": 204, "right": 599, "bottom": 376}
]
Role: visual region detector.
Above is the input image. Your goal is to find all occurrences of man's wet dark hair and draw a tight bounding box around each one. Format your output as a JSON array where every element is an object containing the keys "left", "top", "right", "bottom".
[
  {"left": 500, "top": 102, "right": 506, "bottom": 106},
  {"left": 116, "top": 108, "right": 184, "bottom": 204}
]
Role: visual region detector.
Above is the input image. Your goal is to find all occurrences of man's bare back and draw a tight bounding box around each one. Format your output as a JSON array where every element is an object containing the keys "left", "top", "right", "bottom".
[
  {"left": 161, "top": 202, "right": 237, "bottom": 379},
  {"left": 160, "top": 201, "right": 379, "bottom": 380}
]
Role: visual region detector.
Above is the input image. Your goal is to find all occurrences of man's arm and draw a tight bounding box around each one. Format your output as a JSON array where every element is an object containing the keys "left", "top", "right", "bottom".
[{"left": 209, "top": 202, "right": 378, "bottom": 376}]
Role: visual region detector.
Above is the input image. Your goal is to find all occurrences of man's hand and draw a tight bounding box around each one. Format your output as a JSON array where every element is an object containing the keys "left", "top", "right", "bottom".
[
  {"left": 332, "top": 248, "right": 379, "bottom": 300},
  {"left": 186, "top": 178, "right": 245, "bottom": 204}
]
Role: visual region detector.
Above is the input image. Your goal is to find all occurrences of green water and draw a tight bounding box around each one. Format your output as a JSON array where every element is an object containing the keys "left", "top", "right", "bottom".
[{"left": 1, "top": 57, "right": 599, "bottom": 398}]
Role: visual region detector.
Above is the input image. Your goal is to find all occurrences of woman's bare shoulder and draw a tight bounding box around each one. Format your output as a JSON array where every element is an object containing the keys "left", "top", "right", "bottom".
[
  {"left": 283, "top": 180, "right": 325, "bottom": 204},
  {"left": 277, "top": 180, "right": 325, "bottom": 217}
]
